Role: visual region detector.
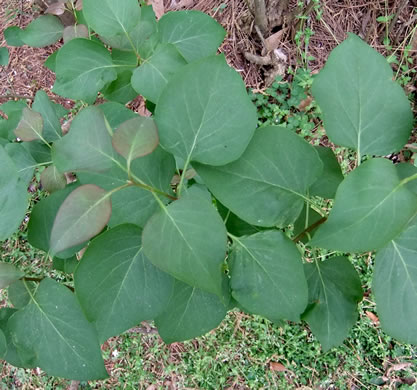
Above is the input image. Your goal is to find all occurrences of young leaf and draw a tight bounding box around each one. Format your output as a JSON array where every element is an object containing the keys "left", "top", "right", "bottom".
[
  {"left": 373, "top": 216, "right": 417, "bottom": 344},
  {"left": 112, "top": 116, "right": 159, "bottom": 163},
  {"left": 158, "top": 10, "right": 226, "bottom": 62},
  {"left": 0, "top": 328, "right": 7, "bottom": 359},
  {"left": 40, "top": 165, "right": 67, "bottom": 193},
  {"left": 311, "top": 158, "right": 417, "bottom": 252},
  {"left": 53, "top": 39, "right": 117, "bottom": 103},
  {"left": 32, "top": 90, "right": 62, "bottom": 141},
  {"left": 229, "top": 231, "right": 308, "bottom": 322},
  {"left": 155, "top": 55, "right": 257, "bottom": 166},
  {"left": 78, "top": 147, "right": 175, "bottom": 228},
  {"left": 131, "top": 43, "right": 187, "bottom": 103},
  {"left": 0, "top": 146, "right": 28, "bottom": 241},
  {"left": 19, "top": 15, "right": 64, "bottom": 47},
  {"left": 83, "top": 0, "right": 140, "bottom": 37},
  {"left": 63, "top": 24, "right": 89, "bottom": 43},
  {"left": 5, "top": 143, "right": 37, "bottom": 187},
  {"left": 75, "top": 224, "right": 174, "bottom": 342},
  {"left": 0, "top": 263, "right": 24, "bottom": 288},
  {"left": 101, "top": 71, "right": 137, "bottom": 104},
  {"left": 142, "top": 185, "right": 227, "bottom": 296},
  {"left": 14, "top": 108, "right": 44, "bottom": 142},
  {"left": 155, "top": 279, "right": 227, "bottom": 343},
  {"left": 0, "top": 47, "right": 9, "bottom": 66},
  {"left": 312, "top": 33, "right": 413, "bottom": 156},
  {"left": 8, "top": 279, "right": 108, "bottom": 380},
  {"left": 28, "top": 184, "right": 85, "bottom": 258},
  {"left": 49, "top": 184, "right": 112, "bottom": 255},
  {"left": 302, "top": 257, "right": 363, "bottom": 351},
  {"left": 52, "top": 106, "right": 115, "bottom": 173},
  {"left": 4, "top": 26, "right": 24, "bottom": 47},
  {"left": 309, "top": 146, "right": 344, "bottom": 199},
  {"left": 194, "top": 126, "right": 323, "bottom": 227}
]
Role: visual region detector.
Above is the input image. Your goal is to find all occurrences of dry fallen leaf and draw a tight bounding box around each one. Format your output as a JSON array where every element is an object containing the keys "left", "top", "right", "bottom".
[
  {"left": 365, "top": 311, "right": 379, "bottom": 324},
  {"left": 298, "top": 96, "right": 313, "bottom": 111},
  {"left": 148, "top": 0, "right": 165, "bottom": 19},
  {"left": 270, "top": 362, "right": 286, "bottom": 372},
  {"left": 265, "top": 28, "right": 288, "bottom": 52},
  {"left": 46, "top": 2, "right": 66, "bottom": 15}
]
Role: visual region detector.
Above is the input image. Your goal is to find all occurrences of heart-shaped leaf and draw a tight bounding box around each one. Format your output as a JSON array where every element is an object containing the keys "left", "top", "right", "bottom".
[
  {"left": 112, "top": 116, "right": 159, "bottom": 163},
  {"left": 19, "top": 15, "right": 64, "bottom": 47},
  {"left": 14, "top": 108, "right": 44, "bottom": 142},
  {"left": 303, "top": 257, "right": 363, "bottom": 351},
  {"left": 49, "top": 184, "right": 112, "bottom": 255},
  {"left": 8, "top": 278, "right": 107, "bottom": 380},
  {"left": 229, "top": 231, "right": 308, "bottom": 322},
  {"left": 75, "top": 224, "right": 174, "bottom": 342},
  {"left": 311, "top": 158, "right": 417, "bottom": 252},
  {"left": 312, "top": 33, "right": 413, "bottom": 156},
  {"left": 155, "top": 55, "right": 257, "bottom": 166},
  {"left": 63, "top": 24, "right": 89, "bottom": 43}
]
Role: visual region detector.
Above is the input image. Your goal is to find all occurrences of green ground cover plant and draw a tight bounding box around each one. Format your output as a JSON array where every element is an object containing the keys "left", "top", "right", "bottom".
[{"left": 0, "top": 0, "right": 416, "bottom": 384}]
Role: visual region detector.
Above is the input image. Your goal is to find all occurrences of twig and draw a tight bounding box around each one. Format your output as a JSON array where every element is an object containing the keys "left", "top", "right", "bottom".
[
  {"left": 388, "top": 0, "right": 409, "bottom": 37},
  {"left": 243, "top": 0, "right": 254, "bottom": 16},
  {"left": 244, "top": 51, "right": 271, "bottom": 65},
  {"left": 253, "top": 0, "right": 268, "bottom": 33},
  {"left": 0, "top": 94, "right": 35, "bottom": 101},
  {"left": 292, "top": 216, "right": 327, "bottom": 243}
]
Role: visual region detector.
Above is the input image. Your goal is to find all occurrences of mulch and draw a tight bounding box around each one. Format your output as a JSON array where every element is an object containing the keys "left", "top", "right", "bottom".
[{"left": 1, "top": 0, "right": 416, "bottom": 108}]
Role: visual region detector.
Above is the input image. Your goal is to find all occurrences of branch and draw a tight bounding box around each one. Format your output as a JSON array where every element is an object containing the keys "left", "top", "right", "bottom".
[
  {"left": 292, "top": 216, "right": 327, "bottom": 243},
  {"left": 253, "top": 0, "right": 268, "bottom": 33}
]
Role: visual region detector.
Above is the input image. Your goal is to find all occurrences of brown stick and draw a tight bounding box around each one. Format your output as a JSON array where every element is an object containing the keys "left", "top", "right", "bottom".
[
  {"left": 253, "top": 0, "right": 268, "bottom": 33},
  {"left": 292, "top": 216, "right": 327, "bottom": 243}
]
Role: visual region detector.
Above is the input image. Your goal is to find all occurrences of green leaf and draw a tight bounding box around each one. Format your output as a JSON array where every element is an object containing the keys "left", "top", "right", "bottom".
[
  {"left": 111, "top": 49, "right": 138, "bottom": 72},
  {"left": 52, "top": 256, "right": 78, "bottom": 274},
  {"left": 101, "top": 71, "right": 137, "bottom": 104},
  {"left": 0, "top": 146, "right": 28, "bottom": 241},
  {"left": 40, "top": 165, "right": 67, "bottom": 193},
  {"left": 32, "top": 90, "right": 62, "bottom": 142},
  {"left": 397, "top": 163, "right": 417, "bottom": 194},
  {"left": 52, "top": 106, "right": 114, "bottom": 173},
  {"left": 373, "top": 216, "right": 417, "bottom": 344},
  {"left": 194, "top": 126, "right": 323, "bottom": 227},
  {"left": 229, "top": 231, "right": 308, "bottom": 322},
  {"left": 142, "top": 185, "right": 227, "bottom": 296},
  {"left": 112, "top": 116, "right": 159, "bottom": 163},
  {"left": 312, "top": 33, "right": 413, "bottom": 156},
  {"left": 78, "top": 147, "right": 175, "bottom": 228},
  {"left": 14, "top": 108, "right": 44, "bottom": 142},
  {"left": 99, "top": 102, "right": 137, "bottom": 130},
  {"left": 309, "top": 146, "right": 344, "bottom": 198},
  {"left": 0, "top": 328, "right": 7, "bottom": 359},
  {"left": 302, "top": 257, "right": 363, "bottom": 351},
  {"left": 0, "top": 308, "right": 36, "bottom": 368},
  {"left": 5, "top": 143, "right": 37, "bottom": 186},
  {"left": 28, "top": 184, "right": 86, "bottom": 258},
  {"left": 63, "top": 24, "right": 89, "bottom": 43},
  {"left": 44, "top": 50, "right": 57, "bottom": 71},
  {"left": 293, "top": 204, "right": 323, "bottom": 243},
  {"left": 311, "top": 158, "right": 417, "bottom": 252},
  {"left": 0, "top": 100, "right": 26, "bottom": 140},
  {"left": 83, "top": 0, "right": 140, "bottom": 37},
  {"left": 155, "top": 55, "right": 257, "bottom": 166},
  {"left": 0, "top": 263, "right": 24, "bottom": 289},
  {"left": 53, "top": 39, "right": 117, "bottom": 103},
  {"left": 99, "top": 5, "right": 156, "bottom": 56},
  {"left": 158, "top": 10, "right": 226, "bottom": 62},
  {"left": 8, "top": 280, "right": 36, "bottom": 309},
  {"left": 131, "top": 43, "right": 186, "bottom": 103},
  {"left": 155, "top": 279, "right": 227, "bottom": 343},
  {"left": 0, "top": 47, "right": 9, "bottom": 66},
  {"left": 19, "top": 15, "right": 64, "bottom": 47},
  {"left": 8, "top": 279, "right": 107, "bottom": 380},
  {"left": 216, "top": 201, "right": 264, "bottom": 237},
  {"left": 22, "top": 140, "right": 51, "bottom": 164},
  {"left": 50, "top": 184, "right": 112, "bottom": 256},
  {"left": 4, "top": 26, "right": 24, "bottom": 47},
  {"left": 75, "top": 224, "right": 174, "bottom": 342}
]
